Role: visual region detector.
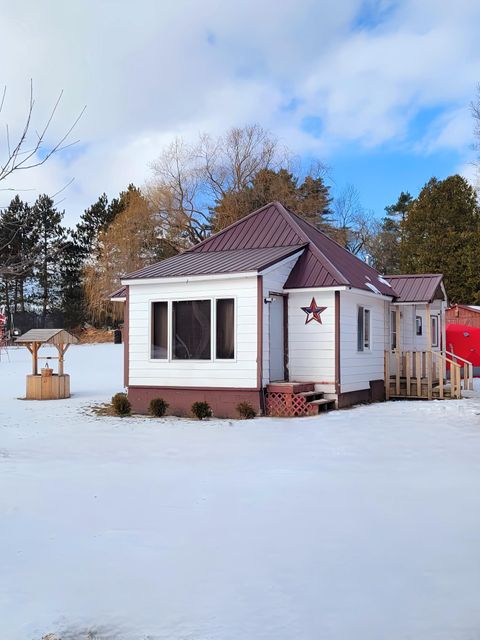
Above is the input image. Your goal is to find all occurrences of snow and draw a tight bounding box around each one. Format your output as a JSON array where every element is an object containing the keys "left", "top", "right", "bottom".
[
  {"left": 377, "top": 275, "right": 392, "bottom": 287},
  {"left": 2, "top": 344, "right": 480, "bottom": 639},
  {"left": 365, "top": 281, "right": 381, "bottom": 295}
]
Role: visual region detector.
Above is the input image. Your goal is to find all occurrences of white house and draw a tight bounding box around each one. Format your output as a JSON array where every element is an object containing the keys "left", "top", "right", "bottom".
[{"left": 113, "top": 201, "right": 461, "bottom": 418}]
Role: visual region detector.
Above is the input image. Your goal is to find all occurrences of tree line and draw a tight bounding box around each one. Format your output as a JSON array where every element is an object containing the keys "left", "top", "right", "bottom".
[{"left": 1, "top": 123, "right": 479, "bottom": 329}]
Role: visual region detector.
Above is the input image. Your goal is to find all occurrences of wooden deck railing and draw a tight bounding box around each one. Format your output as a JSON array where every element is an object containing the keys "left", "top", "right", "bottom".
[
  {"left": 445, "top": 350, "right": 474, "bottom": 391},
  {"left": 384, "top": 350, "right": 470, "bottom": 400}
]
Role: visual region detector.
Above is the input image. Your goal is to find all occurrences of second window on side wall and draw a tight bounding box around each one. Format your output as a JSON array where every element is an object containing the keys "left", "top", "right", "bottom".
[
  {"left": 151, "top": 298, "right": 235, "bottom": 361},
  {"left": 173, "top": 300, "right": 211, "bottom": 360},
  {"left": 431, "top": 315, "right": 439, "bottom": 348},
  {"left": 357, "top": 306, "right": 371, "bottom": 352},
  {"left": 416, "top": 315, "right": 423, "bottom": 336},
  {"left": 216, "top": 298, "right": 235, "bottom": 359}
]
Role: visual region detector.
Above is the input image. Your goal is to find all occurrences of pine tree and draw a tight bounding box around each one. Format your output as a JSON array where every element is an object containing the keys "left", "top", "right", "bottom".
[
  {"left": 59, "top": 236, "right": 86, "bottom": 329},
  {"left": 211, "top": 168, "right": 331, "bottom": 232},
  {"left": 30, "top": 194, "right": 65, "bottom": 326},
  {"left": 400, "top": 176, "right": 480, "bottom": 303},
  {"left": 367, "top": 192, "right": 412, "bottom": 274},
  {"left": 0, "top": 196, "right": 37, "bottom": 313}
]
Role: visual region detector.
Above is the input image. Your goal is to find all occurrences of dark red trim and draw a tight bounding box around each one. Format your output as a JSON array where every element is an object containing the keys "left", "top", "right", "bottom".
[
  {"left": 335, "top": 290, "right": 340, "bottom": 394},
  {"left": 128, "top": 386, "right": 262, "bottom": 419},
  {"left": 124, "top": 286, "right": 129, "bottom": 388},
  {"left": 257, "top": 275, "right": 263, "bottom": 390},
  {"left": 283, "top": 294, "right": 289, "bottom": 381}
]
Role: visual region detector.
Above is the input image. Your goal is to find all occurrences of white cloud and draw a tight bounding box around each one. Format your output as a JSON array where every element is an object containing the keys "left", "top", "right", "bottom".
[{"left": 0, "top": 0, "right": 479, "bottom": 220}]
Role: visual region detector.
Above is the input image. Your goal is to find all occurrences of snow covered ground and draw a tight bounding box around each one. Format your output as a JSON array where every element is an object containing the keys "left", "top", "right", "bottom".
[{"left": 2, "top": 343, "right": 480, "bottom": 640}]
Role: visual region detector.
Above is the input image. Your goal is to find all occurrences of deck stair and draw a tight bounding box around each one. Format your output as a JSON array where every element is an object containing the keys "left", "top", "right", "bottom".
[
  {"left": 266, "top": 382, "right": 336, "bottom": 417},
  {"left": 388, "top": 377, "right": 453, "bottom": 400}
]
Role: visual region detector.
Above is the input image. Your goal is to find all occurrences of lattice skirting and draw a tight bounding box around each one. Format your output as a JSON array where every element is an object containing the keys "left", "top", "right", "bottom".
[{"left": 266, "top": 392, "right": 317, "bottom": 417}]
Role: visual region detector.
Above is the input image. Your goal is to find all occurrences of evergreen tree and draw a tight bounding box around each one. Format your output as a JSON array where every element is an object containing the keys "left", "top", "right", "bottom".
[
  {"left": 31, "top": 194, "right": 66, "bottom": 325},
  {"left": 211, "top": 168, "right": 331, "bottom": 232},
  {"left": 367, "top": 192, "right": 412, "bottom": 274},
  {"left": 367, "top": 217, "right": 401, "bottom": 274},
  {"left": 0, "top": 196, "right": 37, "bottom": 314},
  {"left": 385, "top": 191, "right": 413, "bottom": 223},
  {"left": 59, "top": 236, "right": 86, "bottom": 329},
  {"left": 400, "top": 175, "right": 480, "bottom": 303}
]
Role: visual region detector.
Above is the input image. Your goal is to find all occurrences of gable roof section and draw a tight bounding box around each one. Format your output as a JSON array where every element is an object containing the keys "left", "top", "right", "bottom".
[
  {"left": 383, "top": 274, "right": 444, "bottom": 303},
  {"left": 123, "top": 245, "right": 306, "bottom": 280},
  {"left": 188, "top": 201, "right": 396, "bottom": 296},
  {"left": 122, "top": 201, "right": 397, "bottom": 296}
]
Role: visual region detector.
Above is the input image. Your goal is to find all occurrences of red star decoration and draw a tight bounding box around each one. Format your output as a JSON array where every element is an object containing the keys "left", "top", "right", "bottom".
[{"left": 301, "top": 297, "right": 326, "bottom": 324}]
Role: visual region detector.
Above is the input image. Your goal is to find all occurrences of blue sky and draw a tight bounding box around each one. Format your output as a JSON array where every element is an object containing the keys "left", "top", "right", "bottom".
[{"left": 0, "top": 0, "right": 478, "bottom": 223}]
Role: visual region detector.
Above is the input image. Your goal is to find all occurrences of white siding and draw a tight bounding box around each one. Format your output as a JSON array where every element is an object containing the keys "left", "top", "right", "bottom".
[
  {"left": 388, "top": 300, "right": 444, "bottom": 352},
  {"left": 287, "top": 290, "right": 336, "bottom": 384},
  {"left": 262, "top": 255, "right": 301, "bottom": 385},
  {"left": 340, "top": 290, "right": 386, "bottom": 393},
  {"left": 128, "top": 276, "right": 258, "bottom": 388}
]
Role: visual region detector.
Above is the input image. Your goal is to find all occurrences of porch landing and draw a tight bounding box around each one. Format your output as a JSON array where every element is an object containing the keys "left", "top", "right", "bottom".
[{"left": 266, "top": 382, "right": 336, "bottom": 417}]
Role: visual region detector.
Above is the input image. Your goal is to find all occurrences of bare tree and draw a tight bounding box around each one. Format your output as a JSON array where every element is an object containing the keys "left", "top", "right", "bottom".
[
  {"left": 199, "top": 124, "right": 284, "bottom": 200},
  {"left": 331, "top": 184, "right": 376, "bottom": 256},
  {"left": 147, "top": 124, "right": 287, "bottom": 249},
  {"left": 147, "top": 137, "right": 210, "bottom": 248},
  {"left": 0, "top": 80, "right": 85, "bottom": 189},
  {"left": 0, "top": 82, "right": 85, "bottom": 281},
  {"left": 472, "top": 84, "right": 480, "bottom": 188}
]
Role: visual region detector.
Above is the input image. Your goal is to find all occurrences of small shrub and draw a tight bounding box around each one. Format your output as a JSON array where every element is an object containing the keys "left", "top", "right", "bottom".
[
  {"left": 111, "top": 392, "right": 131, "bottom": 416},
  {"left": 191, "top": 401, "right": 213, "bottom": 420},
  {"left": 237, "top": 401, "right": 256, "bottom": 419},
  {"left": 149, "top": 397, "right": 169, "bottom": 417}
]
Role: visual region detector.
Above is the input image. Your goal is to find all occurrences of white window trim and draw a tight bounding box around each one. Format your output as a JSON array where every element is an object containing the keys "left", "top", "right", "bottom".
[
  {"left": 431, "top": 315, "right": 439, "bottom": 348},
  {"left": 390, "top": 309, "right": 397, "bottom": 351},
  {"left": 213, "top": 296, "right": 237, "bottom": 363},
  {"left": 357, "top": 305, "right": 372, "bottom": 353},
  {"left": 148, "top": 296, "right": 237, "bottom": 363}
]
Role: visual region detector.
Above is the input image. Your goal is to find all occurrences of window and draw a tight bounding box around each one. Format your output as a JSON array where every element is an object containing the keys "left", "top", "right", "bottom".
[
  {"left": 431, "top": 315, "right": 439, "bottom": 348},
  {"left": 151, "top": 302, "right": 168, "bottom": 359},
  {"left": 216, "top": 298, "right": 235, "bottom": 359},
  {"left": 416, "top": 315, "right": 422, "bottom": 336},
  {"left": 172, "top": 300, "right": 211, "bottom": 360},
  {"left": 357, "top": 306, "right": 370, "bottom": 352},
  {"left": 390, "top": 310, "right": 397, "bottom": 350}
]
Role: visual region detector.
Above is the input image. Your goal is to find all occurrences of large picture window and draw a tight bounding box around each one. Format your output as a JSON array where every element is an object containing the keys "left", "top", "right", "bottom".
[
  {"left": 151, "top": 301, "right": 168, "bottom": 359},
  {"left": 357, "top": 306, "right": 370, "bottom": 352},
  {"left": 172, "top": 300, "right": 211, "bottom": 360},
  {"left": 216, "top": 298, "right": 235, "bottom": 359}
]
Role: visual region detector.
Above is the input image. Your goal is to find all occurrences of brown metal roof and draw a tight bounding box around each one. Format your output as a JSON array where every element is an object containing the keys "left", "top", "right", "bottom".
[
  {"left": 110, "top": 286, "right": 127, "bottom": 300},
  {"left": 122, "top": 201, "right": 400, "bottom": 295},
  {"left": 188, "top": 202, "right": 395, "bottom": 295},
  {"left": 383, "top": 274, "right": 444, "bottom": 303},
  {"left": 123, "top": 244, "right": 306, "bottom": 280}
]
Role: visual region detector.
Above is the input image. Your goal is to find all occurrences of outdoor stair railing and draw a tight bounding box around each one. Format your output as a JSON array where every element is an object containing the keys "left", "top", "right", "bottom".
[{"left": 384, "top": 349, "right": 470, "bottom": 400}]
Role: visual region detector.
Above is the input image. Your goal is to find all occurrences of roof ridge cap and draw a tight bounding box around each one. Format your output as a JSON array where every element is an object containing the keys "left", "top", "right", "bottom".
[{"left": 385, "top": 273, "right": 443, "bottom": 279}]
